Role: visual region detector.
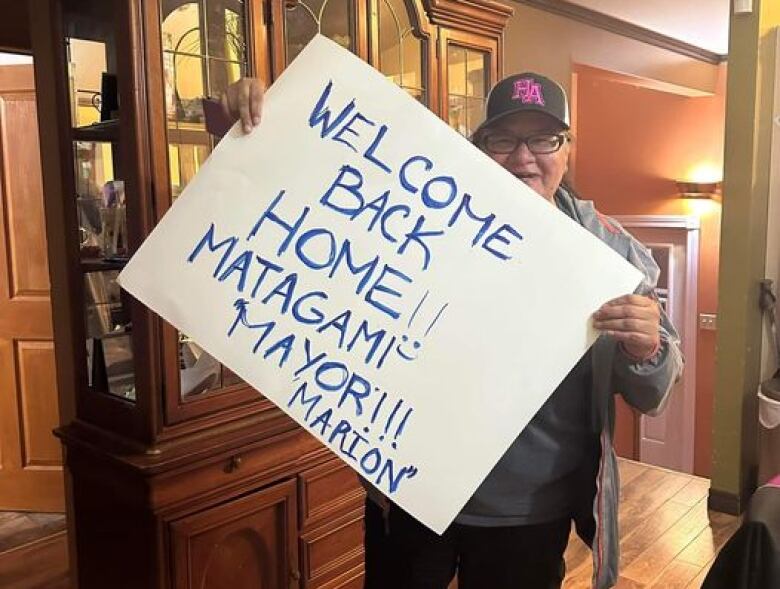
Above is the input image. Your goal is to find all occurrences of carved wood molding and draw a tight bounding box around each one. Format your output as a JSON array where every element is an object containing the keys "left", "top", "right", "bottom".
[
  {"left": 424, "top": 0, "right": 514, "bottom": 36},
  {"left": 514, "top": 0, "right": 726, "bottom": 65}
]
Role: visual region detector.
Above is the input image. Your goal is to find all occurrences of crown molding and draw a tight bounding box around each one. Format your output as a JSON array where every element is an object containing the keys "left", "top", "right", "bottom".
[
  {"left": 425, "top": 0, "right": 514, "bottom": 36},
  {"left": 514, "top": 0, "right": 727, "bottom": 65}
]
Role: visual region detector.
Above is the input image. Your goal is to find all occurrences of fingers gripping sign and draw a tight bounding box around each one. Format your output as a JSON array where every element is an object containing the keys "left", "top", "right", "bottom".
[
  {"left": 221, "top": 77, "right": 266, "bottom": 134},
  {"left": 593, "top": 294, "right": 661, "bottom": 361}
]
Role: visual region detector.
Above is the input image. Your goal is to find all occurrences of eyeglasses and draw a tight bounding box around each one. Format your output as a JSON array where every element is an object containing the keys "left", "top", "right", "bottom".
[{"left": 480, "top": 131, "right": 570, "bottom": 155}]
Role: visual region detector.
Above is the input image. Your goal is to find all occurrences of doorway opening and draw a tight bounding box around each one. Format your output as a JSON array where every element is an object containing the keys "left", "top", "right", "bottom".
[
  {"left": 570, "top": 63, "right": 726, "bottom": 478},
  {"left": 0, "top": 50, "right": 68, "bottom": 587}
]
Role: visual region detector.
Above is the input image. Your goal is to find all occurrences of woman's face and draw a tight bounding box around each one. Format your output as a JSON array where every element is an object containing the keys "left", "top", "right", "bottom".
[{"left": 480, "top": 111, "right": 570, "bottom": 202}]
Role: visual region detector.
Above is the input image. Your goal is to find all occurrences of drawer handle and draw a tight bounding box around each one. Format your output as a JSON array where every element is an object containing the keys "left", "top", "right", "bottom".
[
  {"left": 290, "top": 567, "right": 301, "bottom": 581},
  {"left": 226, "top": 455, "right": 242, "bottom": 473}
]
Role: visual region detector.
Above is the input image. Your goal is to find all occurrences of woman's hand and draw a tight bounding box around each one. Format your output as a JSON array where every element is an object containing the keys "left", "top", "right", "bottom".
[
  {"left": 220, "top": 77, "right": 265, "bottom": 134},
  {"left": 593, "top": 294, "right": 661, "bottom": 361}
]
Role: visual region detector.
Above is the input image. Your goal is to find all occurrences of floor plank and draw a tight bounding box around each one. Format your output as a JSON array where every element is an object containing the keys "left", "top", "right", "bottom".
[
  {"left": 676, "top": 511, "right": 741, "bottom": 568},
  {"left": 564, "top": 459, "right": 739, "bottom": 589},
  {"left": 0, "top": 531, "right": 69, "bottom": 589},
  {"left": 648, "top": 561, "right": 701, "bottom": 589},
  {"left": 621, "top": 498, "right": 711, "bottom": 585},
  {"left": 0, "top": 512, "right": 66, "bottom": 553}
]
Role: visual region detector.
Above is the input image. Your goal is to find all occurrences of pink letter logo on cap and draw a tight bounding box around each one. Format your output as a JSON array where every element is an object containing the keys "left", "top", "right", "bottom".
[{"left": 512, "top": 78, "right": 545, "bottom": 106}]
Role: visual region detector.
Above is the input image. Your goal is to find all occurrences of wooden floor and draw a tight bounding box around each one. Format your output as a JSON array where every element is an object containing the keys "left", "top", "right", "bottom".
[
  {"left": 0, "top": 460, "right": 739, "bottom": 588},
  {"left": 0, "top": 512, "right": 69, "bottom": 589},
  {"left": 0, "top": 512, "right": 66, "bottom": 553},
  {"left": 562, "top": 459, "right": 740, "bottom": 588}
]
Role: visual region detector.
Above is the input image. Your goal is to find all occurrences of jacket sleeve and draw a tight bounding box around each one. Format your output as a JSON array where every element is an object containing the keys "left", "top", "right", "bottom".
[{"left": 612, "top": 235, "right": 684, "bottom": 416}]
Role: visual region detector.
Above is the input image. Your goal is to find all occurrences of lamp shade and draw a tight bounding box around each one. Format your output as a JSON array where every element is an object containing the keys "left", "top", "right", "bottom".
[{"left": 676, "top": 180, "right": 721, "bottom": 199}]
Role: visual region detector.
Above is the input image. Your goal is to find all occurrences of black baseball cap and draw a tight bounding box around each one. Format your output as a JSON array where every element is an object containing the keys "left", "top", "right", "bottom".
[{"left": 473, "top": 72, "right": 570, "bottom": 136}]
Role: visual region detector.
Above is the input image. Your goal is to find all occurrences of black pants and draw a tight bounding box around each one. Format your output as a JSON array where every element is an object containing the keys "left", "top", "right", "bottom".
[{"left": 363, "top": 499, "right": 570, "bottom": 589}]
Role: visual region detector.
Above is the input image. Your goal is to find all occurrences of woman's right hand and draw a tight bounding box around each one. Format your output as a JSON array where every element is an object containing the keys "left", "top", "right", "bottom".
[{"left": 220, "top": 77, "right": 265, "bottom": 134}]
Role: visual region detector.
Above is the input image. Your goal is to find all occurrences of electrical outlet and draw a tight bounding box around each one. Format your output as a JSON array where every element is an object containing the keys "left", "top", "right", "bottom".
[{"left": 699, "top": 313, "right": 717, "bottom": 331}]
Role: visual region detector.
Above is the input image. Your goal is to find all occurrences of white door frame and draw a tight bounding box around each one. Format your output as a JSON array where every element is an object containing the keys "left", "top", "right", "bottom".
[{"left": 614, "top": 214, "right": 700, "bottom": 474}]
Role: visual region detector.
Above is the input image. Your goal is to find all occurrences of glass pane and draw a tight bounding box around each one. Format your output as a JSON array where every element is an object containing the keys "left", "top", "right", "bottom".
[
  {"left": 208, "top": 59, "right": 244, "bottom": 99},
  {"left": 168, "top": 143, "right": 209, "bottom": 199},
  {"left": 285, "top": 1, "right": 322, "bottom": 65},
  {"left": 162, "top": 2, "right": 202, "bottom": 54},
  {"left": 180, "top": 337, "right": 222, "bottom": 397},
  {"left": 378, "top": 0, "right": 426, "bottom": 102},
  {"left": 206, "top": 2, "right": 246, "bottom": 61},
  {"left": 321, "top": 0, "right": 354, "bottom": 51},
  {"left": 448, "top": 94, "right": 467, "bottom": 136},
  {"left": 167, "top": 53, "right": 206, "bottom": 124},
  {"left": 406, "top": 88, "right": 424, "bottom": 103},
  {"left": 84, "top": 270, "right": 136, "bottom": 401},
  {"left": 447, "top": 45, "right": 467, "bottom": 97},
  {"left": 466, "top": 97, "right": 485, "bottom": 137},
  {"left": 221, "top": 366, "right": 242, "bottom": 388},
  {"left": 401, "top": 33, "right": 423, "bottom": 91},
  {"left": 74, "top": 141, "right": 115, "bottom": 199},
  {"left": 67, "top": 39, "right": 108, "bottom": 127},
  {"left": 378, "top": 0, "right": 401, "bottom": 83},
  {"left": 161, "top": 1, "right": 251, "bottom": 400},
  {"left": 466, "top": 50, "right": 488, "bottom": 98}
]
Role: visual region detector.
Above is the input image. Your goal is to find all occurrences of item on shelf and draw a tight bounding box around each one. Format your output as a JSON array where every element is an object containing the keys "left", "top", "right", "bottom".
[
  {"left": 99, "top": 180, "right": 127, "bottom": 256},
  {"left": 100, "top": 72, "right": 119, "bottom": 121},
  {"left": 102, "top": 179, "right": 125, "bottom": 207},
  {"left": 83, "top": 270, "right": 123, "bottom": 338},
  {"left": 77, "top": 196, "right": 102, "bottom": 256}
]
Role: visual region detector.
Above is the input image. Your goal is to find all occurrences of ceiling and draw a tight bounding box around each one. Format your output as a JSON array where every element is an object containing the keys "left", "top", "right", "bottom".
[{"left": 567, "top": 0, "right": 731, "bottom": 55}]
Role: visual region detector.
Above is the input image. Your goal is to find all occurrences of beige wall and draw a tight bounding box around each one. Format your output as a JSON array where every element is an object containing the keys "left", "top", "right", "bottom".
[
  {"left": 763, "top": 26, "right": 780, "bottom": 383},
  {"left": 566, "top": 0, "right": 729, "bottom": 54},
  {"left": 502, "top": 3, "right": 722, "bottom": 96}
]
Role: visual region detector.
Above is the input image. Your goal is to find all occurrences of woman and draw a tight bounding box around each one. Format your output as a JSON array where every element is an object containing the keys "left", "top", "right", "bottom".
[{"left": 219, "top": 71, "right": 683, "bottom": 589}]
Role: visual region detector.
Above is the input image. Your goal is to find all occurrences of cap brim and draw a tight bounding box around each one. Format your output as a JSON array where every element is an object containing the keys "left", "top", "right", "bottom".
[{"left": 471, "top": 104, "right": 570, "bottom": 139}]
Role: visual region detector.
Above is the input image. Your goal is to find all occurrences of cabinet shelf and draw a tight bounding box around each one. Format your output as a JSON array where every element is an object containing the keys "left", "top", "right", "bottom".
[
  {"left": 73, "top": 120, "right": 119, "bottom": 143},
  {"left": 80, "top": 257, "right": 128, "bottom": 272}
]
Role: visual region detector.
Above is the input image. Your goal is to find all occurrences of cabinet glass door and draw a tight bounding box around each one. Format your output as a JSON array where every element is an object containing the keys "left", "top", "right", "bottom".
[
  {"left": 64, "top": 2, "right": 137, "bottom": 403},
  {"left": 371, "top": 0, "right": 431, "bottom": 106},
  {"left": 439, "top": 29, "right": 497, "bottom": 137},
  {"left": 160, "top": 0, "right": 250, "bottom": 406}
]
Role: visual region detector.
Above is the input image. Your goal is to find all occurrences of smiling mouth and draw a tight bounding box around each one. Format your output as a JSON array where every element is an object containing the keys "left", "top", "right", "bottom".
[{"left": 515, "top": 173, "right": 539, "bottom": 182}]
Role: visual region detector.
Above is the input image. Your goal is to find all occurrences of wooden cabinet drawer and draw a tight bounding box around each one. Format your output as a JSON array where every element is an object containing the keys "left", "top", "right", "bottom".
[
  {"left": 153, "top": 429, "right": 322, "bottom": 509},
  {"left": 300, "top": 508, "right": 364, "bottom": 587},
  {"left": 313, "top": 564, "right": 364, "bottom": 589},
  {"left": 298, "top": 458, "right": 365, "bottom": 529}
]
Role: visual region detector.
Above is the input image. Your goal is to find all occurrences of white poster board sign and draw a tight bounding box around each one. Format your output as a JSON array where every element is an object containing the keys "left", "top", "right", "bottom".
[{"left": 119, "top": 35, "right": 642, "bottom": 533}]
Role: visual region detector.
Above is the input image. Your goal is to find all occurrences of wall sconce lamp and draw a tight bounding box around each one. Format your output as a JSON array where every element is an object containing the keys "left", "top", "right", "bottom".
[{"left": 676, "top": 180, "right": 721, "bottom": 199}]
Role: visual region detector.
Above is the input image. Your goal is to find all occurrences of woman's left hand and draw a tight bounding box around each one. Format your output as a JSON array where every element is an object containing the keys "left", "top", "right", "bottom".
[{"left": 593, "top": 294, "right": 661, "bottom": 361}]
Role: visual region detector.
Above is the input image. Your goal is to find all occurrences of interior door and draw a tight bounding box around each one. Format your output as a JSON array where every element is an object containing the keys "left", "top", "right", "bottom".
[
  {"left": 0, "top": 63, "right": 63, "bottom": 511},
  {"left": 613, "top": 221, "right": 697, "bottom": 474}
]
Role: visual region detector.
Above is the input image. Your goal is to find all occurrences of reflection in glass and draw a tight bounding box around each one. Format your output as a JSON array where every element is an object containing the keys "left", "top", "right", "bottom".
[
  {"left": 447, "top": 45, "right": 488, "bottom": 136},
  {"left": 162, "top": 0, "right": 246, "bottom": 194},
  {"left": 74, "top": 141, "right": 114, "bottom": 199},
  {"left": 161, "top": 1, "right": 248, "bottom": 399},
  {"left": 377, "top": 0, "right": 426, "bottom": 104},
  {"left": 285, "top": 0, "right": 355, "bottom": 64},
  {"left": 84, "top": 270, "right": 136, "bottom": 401},
  {"left": 67, "top": 39, "right": 108, "bottom": 127}
]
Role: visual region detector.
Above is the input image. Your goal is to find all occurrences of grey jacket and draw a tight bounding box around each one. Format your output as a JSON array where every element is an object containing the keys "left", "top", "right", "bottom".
[
  {"left": 556, "top": 186, "right": 684, "bottom": 588},
  {"left": 364, "top": 187, "right": 684, "bottom": 589}
]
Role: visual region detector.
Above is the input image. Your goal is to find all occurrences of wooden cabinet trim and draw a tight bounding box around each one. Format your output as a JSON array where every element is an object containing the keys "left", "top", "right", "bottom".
[
  {"left": 300, "top": 507, "right": 365, "bottom": 585},
  {"left": 425, "top": 0, "right": 512, "bottom": 36},
  {"left": 299, "top": 458, "right": 365, "bottom": 530}
]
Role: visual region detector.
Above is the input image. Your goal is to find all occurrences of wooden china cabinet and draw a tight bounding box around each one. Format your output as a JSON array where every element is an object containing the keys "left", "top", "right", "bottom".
[{"left": 32, "top": 0, "right": 511, "bottom": 587}]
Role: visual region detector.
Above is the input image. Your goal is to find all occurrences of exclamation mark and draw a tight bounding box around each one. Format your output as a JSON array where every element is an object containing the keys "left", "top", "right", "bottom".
[
  {"left": 391, "top": 407, "right": 413, "bottom": 449},
  {"left": 383, "top": 399, "right": 404, "bottom": 441}
]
